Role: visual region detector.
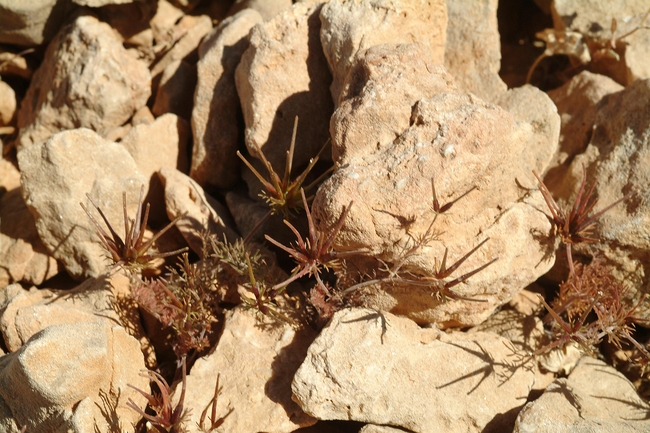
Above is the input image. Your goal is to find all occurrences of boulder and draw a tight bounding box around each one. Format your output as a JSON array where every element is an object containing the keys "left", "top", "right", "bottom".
[
  {"left": 514, "top": 357, "right": 650, "bottom": 433},
  {"left": 315, "top": 43, "right": 559, "bottom": 326},
  {"left": 16, "top": 15, "right": 151, "bottom": 150},
  {"left": 17, "top": 128, "right": 147, "bottom": 279},
  {"left": 320, "top": 0, "right": 448, "bottom": 105},
  {"left": 0, "top": 321, "right": 148, "bottom": 433},
  {"left": 0, "top": 0, "right": 74, "bottom": 46},
  {"left": 177, "top": 307, "right": 317, "bottom": 433},
  {"left": 235, "top": 1, "right": 333, "bottom": 175},
  {"left": 292, "top": 308, "right": 535, "bottom": 433}
]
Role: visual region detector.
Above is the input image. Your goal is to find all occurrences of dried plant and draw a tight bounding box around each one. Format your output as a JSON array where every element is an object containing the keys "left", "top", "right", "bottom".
[
  {"left": 239, "top": 252, "right": 293, "bottom": 322},
  {"left": 127, "top": 357, "right": 189, "bottom": 433},
  {"left": 80, "top": 185, "right": 188, "bottom": 273},
  {"left": 236, "top": 116, "right": 334, "bottom": 242},
  {"left": 341, "top": 178, "right": 496, "bottom": 302},
  {"left": 527, "top": 8, "right": 650, "bottom": 83},
  {"left": 535, "top": 260, "right": 649, "bottom": 362},
  {"left": 132, "top": 252, "right": 219, "bottom": 357},
  {"left": 533, "top": 166, "right": 629, "bottom": 275},
  {"left": 197, "top": 374, "right": 233, "bottom": 432},
  {"left": 265, "top": 188, "right": 352, "bottom": 295}
]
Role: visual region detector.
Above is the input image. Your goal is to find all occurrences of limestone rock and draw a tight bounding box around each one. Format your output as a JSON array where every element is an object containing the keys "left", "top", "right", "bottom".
[
  {"left": 191, "top": 9, "right": 263, "bottom": 191},
  {"left": 0, "top": 80, "right": 16, "bottom": 127},
  {"left": 152, "top": 60, "right": 197, "bottom": 120},
  {"left": 444, "top": 0, "right": 507, "bottom": 103},
  {"left": 178, "top": 308, "right": 317, "bottom": 433},
  {"left": 16, "top": 15, "right": 150, "bottom": 151},
  {"left": 159, "top": 167, "right": 238, "bottom": 256},
  {"left": 0, "top": 187, "right": 60, "bottom": 287},
  {"left": 235, "top": 1, "right": 333, "bottom": 174},
  {"left": 17, "top": 128, "right": 147, "bottom": 279},
  {"left": 552, "top": 0, "right": 650, "bottom": 85},
  {"left": 0, "top": 0, "right": 74, "bottom": 46},
  {"left": 546, "top": 71, "right": 623, "bottom": 167},
  {"left": 316, "top": 44, "right": 559, "bottom": 326},
  {"left": 150, "top": 14, "right": 213, "bottom": 78},
  {"left": 228, "top": 0, "right": 292, "bottom": 21},
  {"left": 514, "top": 357, "right": 650, "bottom": 433},
  {"left": 0, "top": 157, "right": 20, "bottom": 193},
  {"left": 73, "top": 0, "right": 137, "bottom": 6},
  {"left": 542, "top": 78, "right": 650, "bottom": 317},
  {"left": 121, "top": 113, "right": 190, "bottom": 178},
  {"left": 0, "top": 321, "right": 148, "bottom": 433},
  {"left": 292, "top": 308, "right": 535, "bottom": 433},
  {"left": 320, "top": 0, "right": 448, "bottom": 104},
  {"left": 0, "top": 273, "right": 155, "bottom": 366}
]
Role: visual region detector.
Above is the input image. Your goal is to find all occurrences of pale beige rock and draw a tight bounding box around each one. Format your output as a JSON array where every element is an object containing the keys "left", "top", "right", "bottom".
[
  {"left": 73, "top": 0, "right": 136, "bottom": 6},
  {"left": 552, "top": 0, "right": 650, "bottom": 85},
  {"left": 150, "top": 0, "right": 184, "bottom": 44},
  {"left": 514, "top": 357, "right": 650, "bottom": 433},
  {"left": 235, "top": 1, "right": 333, "bottom": 173},
  {"left": 292, "top": 308, "right": 535, "bottom": 433},
  {"left": 17, "top": 128, "right": 147, "bottom": 279},
  {"left": 0, "top": 188, "right": 60, "bottom": 287},
  {"left": 0, "top": 80, "right": 16, "bottom": 126},
  {"left": 150, "top": 14, "right": 213, "bottom": 78},
  {"left": 179, "top": 307, "right": 317, "bottom": 433},
  {"left": 16, "top": 15, "right": 151, "bottom": 151},
  {"left": 359, "top": 425, "right": 406, "bottom": 433},
  {"left": 541, "top": 79, "right": 650, "bottom": 318},
  {"left": 320, "top": 0, "right": 448, "bottom": 105},
  {"left": 0, "top": 321, "right": 148, "bottom": 433},
  {"left": 444, "top": 0, "right": 507, "bottom": 103},
  {"left": 547, "top": 71, "right": 623, "bottom": 166},
  {"left": 191, "top": 9, "right": 263, "bottom": 190},
  {"left": 0, "top": 0, "right": 73, "bottom": 46},
  {"left": 132, "top": 105, "right": 155, "bottom": 126},
  {"left": 494, "top": 84, "right": 561, "bottom": 176},
  {"left": 0, "top": 157, "right": 20, "bottom": 192},
  {"left": 316, "top": 44, "right": 559, "bottom": 326},
  {"left": 0, "top": 273, "right": 155, "bottom": 366},
  {"left": 228, "top": 0, "right": 292, "bottom": 20},
  {"left": 159, "top": 167, "right": 238, "bottom": 255},
  {"left": 470, "top": 309, "right": 555, "bottom": 392},
  {"left": 152, "top": 60, "right": 196, "bottom": 119},
  {"left": 121, "top": 113, "right": 190, "bottom": 177}
]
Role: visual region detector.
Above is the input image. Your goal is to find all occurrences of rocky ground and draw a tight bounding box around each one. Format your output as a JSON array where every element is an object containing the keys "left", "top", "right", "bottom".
[{"left": 1, "top": 0, "right": 650, "bottom": 432}]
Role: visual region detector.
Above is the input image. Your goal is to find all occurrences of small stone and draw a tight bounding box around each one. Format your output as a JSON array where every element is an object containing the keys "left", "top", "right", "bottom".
[
  {"left": 16, "top": 15, "right": 151, "bottom": 150},
  {"left": 159, "top": 167, "right": 238, "bottom": 256},
  {"left": 191, "top": 9, "right": 263, "bottom": 190},
  {"left": 17, "top": 128, "right": 147, "bottom": 279},
  {"left": 514, "top": 357, "right": 650, "bottom": 433},
  {"left": 178, "top": 308, "right": 317, "bottom": 433},
  {"left": 0, "top": 321, "right": 148, "bottom": 433},
  {"left": 0, "top": 80, "right": 16, "bottom": 126},
  {"left": 292, "top": 308, "right": 535, "bottom": 433},
  {"left": 235, "top": 1, "right": 333, "bottom": 174}
]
